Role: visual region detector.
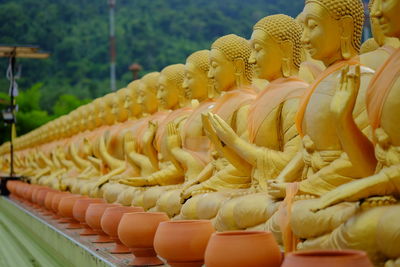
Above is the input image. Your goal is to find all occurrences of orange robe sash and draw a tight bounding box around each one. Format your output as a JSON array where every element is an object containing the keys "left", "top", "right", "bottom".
[
  {"left": 155, "top": 107, "right": 193, "bottom": 153},
  {"left": 367, "top": 48, "right": 400, "bottom": 130},
  {"left": 296, "top": 58, "right": 360, "bottom": 137},
  {"left": 248, "top": 77, "right": 308, "bottom": 143}
]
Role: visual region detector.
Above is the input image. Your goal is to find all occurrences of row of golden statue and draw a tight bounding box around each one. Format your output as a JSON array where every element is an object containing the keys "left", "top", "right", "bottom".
[{"left": 1, "top": 0, "right": 400, "bottom": 265}]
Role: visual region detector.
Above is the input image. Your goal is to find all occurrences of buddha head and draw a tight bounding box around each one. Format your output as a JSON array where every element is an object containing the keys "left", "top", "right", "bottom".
[
  {"left": 126, "top": 80, "right": 142, "bottom": 118},
  {"left": 209, "top": 34, "right": 253, "bottom": 92},
  {"left": 137, "top": 72, "right": 160, "bottom": 115},
  {"left": 102, "top": 93, "right": 118, "bottom": 125},
  {"left": 115, "top": 88, "right": 130, "bottom": 122},
  {"left": 183, "top": 50, "right": 211, "bottom": 101},
  {"left": 301, "top": 0, "right": 364, "bottom": 65},
  {"left": 68, "top": 110, "right": 80, "bottom": 136},
  {"left": 371, "top": 0, "right": 400, "bottom": 39},
  {"left": 76, "top": 105, "right": 88, "bottom": 133},
  {"left": 369, "top": 0, "right": 400, "bottom": 47},
  {"left": 249, "top": 14, "right": 303, "bottom": 81},
  {"left": 92, "top": 98, "right": 106, "bottom": 128},
  {"left": 157, "top": 64, "right": 187, "bottom": 110}
]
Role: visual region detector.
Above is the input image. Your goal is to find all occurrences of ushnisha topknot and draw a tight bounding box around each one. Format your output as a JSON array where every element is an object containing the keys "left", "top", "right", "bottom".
[
  {"left": 254, "top": 14, "right": 303, "bottom": 68},
  {"left": 305, "top": 0, "right": 364, "bottom": 52},
  {"left": 161, "top": 64, "right": 185, "bottom": 89},
  {"left": 187, "top": 50, "right": 210, "bottom": 74},
  {"left": 211, "top": 34, "right": 253, "bottom": 82}
]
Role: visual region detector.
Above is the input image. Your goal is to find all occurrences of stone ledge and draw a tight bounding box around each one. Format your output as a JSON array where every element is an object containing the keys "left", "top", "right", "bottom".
[{"left": 0, "top": 196, "right": 168, "bottom": 267}]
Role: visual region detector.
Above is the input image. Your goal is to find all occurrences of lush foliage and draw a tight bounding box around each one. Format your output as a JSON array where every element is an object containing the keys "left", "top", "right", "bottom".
[{"left": 0, "top": 0, "right": 304, "bottom": 143}]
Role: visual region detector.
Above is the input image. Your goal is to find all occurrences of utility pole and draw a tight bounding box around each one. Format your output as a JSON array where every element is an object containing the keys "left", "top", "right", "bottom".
[{"left": 109, "top": 0, "right": 117, "bottom": 91}]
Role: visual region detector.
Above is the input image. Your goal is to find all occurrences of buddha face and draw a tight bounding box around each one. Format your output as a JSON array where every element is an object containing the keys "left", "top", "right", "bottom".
[
  {"left": 183, "top": 62, "right": 207, "bottom": 101},
  {"left": 115, "top": 92, "right": 129, "bottom": 122},
  {"left": 96, "top": 98, "right": 113, "bottom": 126},
  {"left": 157, "top": 73, "right": 178, "bottom": 109},
  {"left": 249, "top": 29, "right": 284, "bottom": 81},
  {"left": 371, "top": 0, "right": 400, "bottom": 38},
  {"left": 91, "top": 100, "right": 103, "bottom": 127},
  {"left": 301, "top": 2, "right": 342, "bottom": 65},
  {"left": 124, "top": 93, "right": 132, "bottom": 112},
  {"left": 137, "top": 82, "right": 157, "bottom": 114},
  {"left": 208, "top": 49, "right": 236, "bottom": 92}
]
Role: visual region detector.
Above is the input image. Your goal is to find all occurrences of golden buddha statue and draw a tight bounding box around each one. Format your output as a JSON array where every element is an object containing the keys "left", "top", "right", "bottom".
[
  {"left": 144, "top": 50, "right": 217, "bottom": 215},
  {"left": 261, "top": 0, "right": 378, "bottom": 253},
  {"left": 118, "top": 64, "right": 195, "bottom": 209},
  {"left": 281, "top": 0, "right": 400, "bottom": 264},
  {"left": 359, "top": 0, "right": 400, "bottom": 71},
  {"left": 179, "top": 15, "right": 309, "bottom": 231},
  {"left": 100, "top": 72, "right": 170, "bottom": 203},
  {"left": 167, "top": 34, "right": 258, "bottom": 219},
  {"left": 77, "top": 92, "right": 131, "bottom": 195}
]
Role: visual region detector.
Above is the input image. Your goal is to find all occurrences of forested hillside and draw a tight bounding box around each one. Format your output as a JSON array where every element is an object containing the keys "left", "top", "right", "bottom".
[{"left": 0, "top": 0, "right": 303, "bottom": 141}]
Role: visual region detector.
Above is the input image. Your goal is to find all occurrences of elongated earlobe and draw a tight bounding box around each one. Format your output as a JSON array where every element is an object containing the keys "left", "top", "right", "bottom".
[
  {"left": 341, "top": 36, "right": 351, "bottom": 60},
  {"left": 282, "top": 58, "right": 291, "bottom": 77}
]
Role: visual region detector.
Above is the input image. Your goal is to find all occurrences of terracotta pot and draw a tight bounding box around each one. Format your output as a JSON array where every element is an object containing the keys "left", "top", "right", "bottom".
[
  {"left": 154, "top": 220, "right": 215, "bottom": 267},
  {"left": 39, "top": 188, "right": 56, "bottom": 207},
  {"left": 85, "top": 203, "right": 120, "bottom": 242},
  {"left": 33, "top": 188, "right": 52, "bottom": 211},
  {"left": 281, "top": 250, "right": 373, "bottom": 267},
  {"left": 72, "top": 198, "right": 105, "bottom": 235},
  {"left": 6, "top": 180, "right": 20, "bottom": 194},
  {"left": 51, "top": 192, "right": 72, "bottom": 219},
  {"left": 58, "top": 195, "right": 88, "bottom": 228},
  {"left": 22, "top": 184, "right": 35, "bottom": 202},
  {"left": 118, "top": 212, "right": 169, "bottom": 266},
  {"left": 44, "top": 191, "right": 59, "bottom": 213},
  {"left": 38, "top": 189, "right": 57, "bottom": 215},
  {"left": 101, "top": 206, "right": 144, "bottom": 253},
  {"left": 205, "top": 231, "right": 282, "bottom": 267},
  {"left": 15, "top": 182, "right": 26, "bottom": 200},
  {"left": 30, "top": 186, "right": 46, "bottom": 206}
]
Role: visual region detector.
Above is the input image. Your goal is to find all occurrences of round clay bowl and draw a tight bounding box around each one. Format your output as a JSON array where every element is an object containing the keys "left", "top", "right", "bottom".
[
  {"left": 205, "top": 231, "right": 282, "bottom": 267},
  {"left": 29, "top": 185, "right": 45, "bottom": 204},
  {"left": 281, "top": 250, "right": 373, "bottom": 267},
  {"left": 6, "top": 180, "right": 19, "bottom": 194},
  {"left": 118, "top": 212, "right": 169, "bottom": 266},
  {"left": 85, "top": 203, "right": 120, "bottom": 242},
  {"left": 14, "top": 182, "right": 25, "bottom": 200},
  {"left": 44, "top": 191, "right": 59, "bottom": 211},
  {"left": 33, "top": 188, "right": 52, "bottom": 210},
  {"left": 51, "top": 192, "right": 72, "bottom": 218},
  {"left": 21, "top": 184, "right": 34, "bottom": 201},
  {"left": 37, "top": 188, "right": 55, "bottom": 208},
  {"left": 101, "top": 206, "right": 144, "bottom": 254},
  {"left": 72, "top": 198, "right": 105, "bottom": 235},
  {"left": 154, "top": 220, "right": 215, "bottom": 267},
  {"left": 58, "top": 195, "right": 88, "bottom": 227}
]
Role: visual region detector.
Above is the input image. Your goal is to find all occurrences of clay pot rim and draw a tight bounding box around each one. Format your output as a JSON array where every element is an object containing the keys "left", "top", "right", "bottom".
[
  {"left": 88, "top": 203, "right": 120, "bottom": 208},
  {"left": 75, "top": 198, "right": 104, "bottom": 204},
  {"left": 214, "top": 230, "right": 271, "bottom": 237},
  {"left": 104, "top": 206, "right": 144, "bottom": 213},
  {"left": 159, "top": 219, "right": 212, "bottom": 226},
  {"left": 61, "top": 195, "right": 85, "bottom": 200},
  {"left": 123, "top": 211, "right": 167, "bottom": 217},
  {"left": 288, "top": 249, "right": 368, "bottom": 259}
]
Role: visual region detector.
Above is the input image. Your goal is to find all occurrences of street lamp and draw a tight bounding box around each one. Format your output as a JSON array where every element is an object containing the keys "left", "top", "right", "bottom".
[{"left": 0, "top": 44, "right": 49, "bottom": 191}]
